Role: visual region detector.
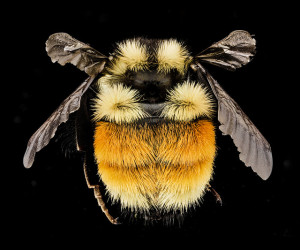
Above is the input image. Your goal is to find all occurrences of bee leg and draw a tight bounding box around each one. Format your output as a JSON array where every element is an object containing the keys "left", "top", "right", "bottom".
[
  {"left": 207, "top": 184, "right": 222, "bottom": 206},
  {"left": 83, "top": 156, "right": 121, "bottom": 225},
  {"left": 92, "top": 185, "right": 121, "bottom": 225}
]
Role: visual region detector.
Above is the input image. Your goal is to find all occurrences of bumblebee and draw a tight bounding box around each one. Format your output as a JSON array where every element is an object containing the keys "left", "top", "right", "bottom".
[{"left": 24, "top": 30, "right": 272, "bottom": 225}]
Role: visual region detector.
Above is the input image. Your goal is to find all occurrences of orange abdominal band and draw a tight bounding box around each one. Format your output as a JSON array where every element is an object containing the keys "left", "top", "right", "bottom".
[{"left": 93, "top": 120, "right": 216, "bottom": 213}]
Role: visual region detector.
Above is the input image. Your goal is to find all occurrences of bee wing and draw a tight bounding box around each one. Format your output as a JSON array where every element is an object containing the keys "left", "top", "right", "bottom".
[
  {"left": 195, "top": 64, "right": 272, "bottom": 180},
  {"left": 46, "top": 33, "right": 107, "bottom": 75},
  {"left": 23, "top": 76, "right": 96, "bottom": 169},
  {"left": 196, "top": 30, "right": 256, "bottom": 71}
]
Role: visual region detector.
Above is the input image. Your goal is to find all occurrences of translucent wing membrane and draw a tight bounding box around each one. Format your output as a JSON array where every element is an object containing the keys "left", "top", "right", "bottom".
[
  {"left": 196, "top": 30, "right": 256, "bottom": 71},
  {"left": 194, "top": 64, "right": 272, "bottom": 180},
  {"left": 46, "top": 33, "right": 107, "bottom": 75},
  {"left": 23, "top": 76, "right": 95, "bottom": 168},
  {"left": 24, "top": 33, "right": 108, "bottom": 168}
]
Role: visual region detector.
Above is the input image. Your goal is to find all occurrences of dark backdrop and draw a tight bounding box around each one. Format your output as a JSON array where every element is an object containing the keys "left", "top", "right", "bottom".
[{"left": 5, "top": 2, "right": 297, "bottom": 247}]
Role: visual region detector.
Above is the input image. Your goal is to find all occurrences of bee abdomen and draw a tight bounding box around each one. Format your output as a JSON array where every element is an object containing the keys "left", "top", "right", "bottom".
[{"left": 93, "top": 120, "right": 216, "bottom": 215}]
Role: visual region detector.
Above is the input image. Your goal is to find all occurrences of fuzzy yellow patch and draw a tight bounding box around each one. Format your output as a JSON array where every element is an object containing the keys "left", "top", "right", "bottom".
[
  {"left": 94, "top": 120, "right": 216, "bottom": 213},
  {"left": 107, "top": 38, "right": 191, "bottom": 76},
  {"left": 157, "top": 39, "right": 191, "bottom": 74},
  {"left": 162, "top": 80, "right": 215, "bottom": 121},
  {"left": 92, "top": 83, "right": 148, "bottom": 124},
  {"left": 109, "top": 39, "right": 149, "bottom": 75}
]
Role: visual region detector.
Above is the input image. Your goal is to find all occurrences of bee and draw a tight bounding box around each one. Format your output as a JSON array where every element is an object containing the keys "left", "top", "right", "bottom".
[{"left": 23, "top": 30, "right": 272, "bottom": 225}]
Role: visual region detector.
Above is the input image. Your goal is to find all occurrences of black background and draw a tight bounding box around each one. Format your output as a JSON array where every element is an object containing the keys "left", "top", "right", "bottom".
[{"left": 5, "top": 1, "right": 298, "bottom": 247}]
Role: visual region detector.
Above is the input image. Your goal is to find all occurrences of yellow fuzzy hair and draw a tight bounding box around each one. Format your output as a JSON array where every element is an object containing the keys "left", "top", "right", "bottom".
[
  {"left": 107, "top": 38, "right": 191, "bottom": 77},
  {"left": 92, "top": 83, "right": 148, "bottom": 124},
  {"left": 157, "top": 39, "right": 191, "bottom": 74},
  {"left": 161, "top": 80, "right": 215, "bottom": 121},
  {"left": 94, "top": 120, "right": 216, "bottom": 213},
  {"left": 109, "top": 39, "right": 149, "bottom": 75}
]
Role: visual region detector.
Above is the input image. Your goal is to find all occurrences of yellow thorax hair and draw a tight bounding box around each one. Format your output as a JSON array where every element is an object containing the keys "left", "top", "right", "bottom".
[
  {"left": 107, "top": 38, "right": 191, "bottom": 76},
  {"left": 157, "top": 39, "right": 191, "bottom": 74},
  {"left": 111, "top": 39, "right": 149, "bottom": 75},
  {"left": 92, "top": 80, "right": 214, "bottom": 123},
  {"left": 92, "top": 83, "right": 148, "bottom": 124},
  {"left": 161, "top": 81, "right": 215, "bottom": 121}
]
